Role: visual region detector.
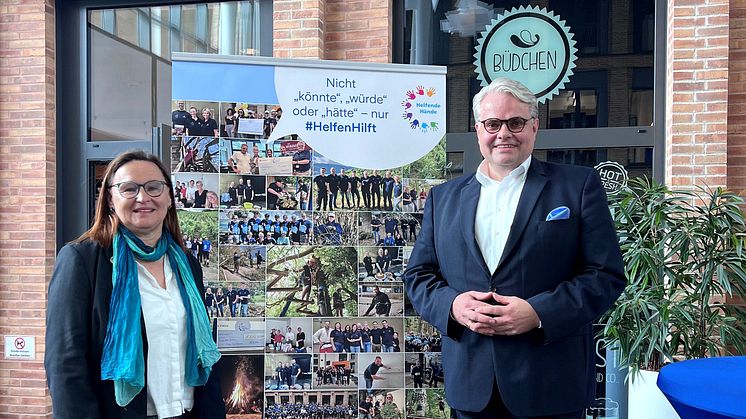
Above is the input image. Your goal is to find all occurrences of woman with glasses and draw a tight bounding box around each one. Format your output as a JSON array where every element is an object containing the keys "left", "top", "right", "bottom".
[
  {"left": 45, "top": 150, "right": 224, "bottom": 419},
  {"left": 193, "top": 180, "right": 208, "bottom": 208}
]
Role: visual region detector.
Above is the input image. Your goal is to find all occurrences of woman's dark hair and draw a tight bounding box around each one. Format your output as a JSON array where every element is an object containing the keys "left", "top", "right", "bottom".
[{"left": 76, "top": 150, "right": 183, "bottom": 248}]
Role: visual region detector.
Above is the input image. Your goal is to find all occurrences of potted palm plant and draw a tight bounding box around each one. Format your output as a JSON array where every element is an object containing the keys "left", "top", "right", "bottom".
[{"left": 601, "top": 177, "right": 746, "bottom": 419}]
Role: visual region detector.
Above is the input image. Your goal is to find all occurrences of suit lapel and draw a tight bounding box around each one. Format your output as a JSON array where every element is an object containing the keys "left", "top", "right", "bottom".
[
  {"left": 496, "top": 159, "right": 548, "bottom": 270},
  {"left": 460, "top": 175, "right": 491, "bottom": 277}
]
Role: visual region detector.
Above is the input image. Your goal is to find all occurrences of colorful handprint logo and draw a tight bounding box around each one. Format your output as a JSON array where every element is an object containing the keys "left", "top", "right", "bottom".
[{"left": 401, "top": 84, "right": 440, "bottom": 133}]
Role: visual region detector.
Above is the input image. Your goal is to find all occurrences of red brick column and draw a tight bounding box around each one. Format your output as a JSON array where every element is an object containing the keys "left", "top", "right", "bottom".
[
  {"left": 324, "top": 0, "right": 391, "bottom": 62},
  {"left": 0, "top": 0, "right": 56, "bottom": 417},
  {"left": 729, "top": 0, "right": 746, "bottom": 196},
  {"left": 273, "top": 0, "right": 325, "bottom": 58},
  {"left": 666, "top": 0, "right": 729, "bottom": 189},
  {"left": 273, "top": 0, "right": 392, "bottom": 62}
]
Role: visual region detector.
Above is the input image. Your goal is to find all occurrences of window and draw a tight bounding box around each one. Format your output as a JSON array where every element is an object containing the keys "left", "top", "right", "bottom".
[
  {"left": 397, "top": 0, "right": 656, "bottom": 131},
  {"left": 87, "top": 1, "right": 271, "bottom": 141}
]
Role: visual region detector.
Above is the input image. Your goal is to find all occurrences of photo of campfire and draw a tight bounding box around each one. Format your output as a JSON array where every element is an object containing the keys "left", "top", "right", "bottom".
[{"left": 218, "top": 355, "right": 264, "bottom": 418}]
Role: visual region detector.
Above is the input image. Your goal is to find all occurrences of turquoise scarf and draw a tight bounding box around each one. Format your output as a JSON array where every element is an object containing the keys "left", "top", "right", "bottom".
[{"left": 100, "top": 226, "right": 221, "bottom": 406}]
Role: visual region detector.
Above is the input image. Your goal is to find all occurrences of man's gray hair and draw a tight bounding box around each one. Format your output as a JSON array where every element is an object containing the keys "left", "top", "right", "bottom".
[{"left": 472, "top": 77, "right": 538, "bottom": 121}]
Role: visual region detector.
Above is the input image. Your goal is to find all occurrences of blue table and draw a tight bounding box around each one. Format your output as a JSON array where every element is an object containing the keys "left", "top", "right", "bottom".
[{"left": 657, "top": 357, "right": 746, "bottom": 419}]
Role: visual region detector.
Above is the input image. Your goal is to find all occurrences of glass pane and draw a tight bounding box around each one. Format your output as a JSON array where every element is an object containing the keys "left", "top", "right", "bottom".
[
  {"left": 156, "top": 60, "right": 172, "bottom": 131},
  {"left": 402, "top": 0, "right": 656, "bottom": 131},
  {"left": 87, "top": 2, "right": 271, "bottom": 141},
  {"left": 151, "top": 6, "right": 170, "bottom": 58},
  {"left": 445, "top": 151, "right": 464, "bottom": 179},
  {"left": 89, "top": 27, "right": 152, "bottom": 141},
  {"left": 88, "top": 160, "right": 110, "bottom": 222},
  {"left": 534, "top": 147, "right": 653, "bottom": 179},
  {"left": 630, "top": 90, "right": 653, "bottom": 126},
  {"left": 579, "top": 90, "right": 597, "bottom": 128},
  {"left": 89, "top": 10, "right": 104, "bottom": 30},
  {"left": 547, "top": 91, "right": 575, "bottom": 129},
  {"left": 115, "top": 8, "right": 139, "bottom": 46}
]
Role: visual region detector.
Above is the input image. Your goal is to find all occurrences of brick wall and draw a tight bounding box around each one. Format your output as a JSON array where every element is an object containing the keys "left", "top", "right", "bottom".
[
  {"left": 324, "top": 0, "right": 391, "bottom": 62},
  {"left": 666, "top": 0, "right": 730, "bottom": 189},
  {"left": 0, "top": 0, "right": 56, "bottom": 417},
  {"left": 273, "top": 0, "right": 392, "bottom": 62},
  {"left": 273, "top": 0, "right": 325, "bottom": 58},
  {"left": 729, "top": 0, "right": 746, "bottom": 197}
]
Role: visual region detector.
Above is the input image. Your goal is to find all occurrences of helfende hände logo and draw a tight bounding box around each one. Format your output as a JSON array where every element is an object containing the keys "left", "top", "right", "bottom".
[
  {"left": 401, "top": 85, "right": 441, "bottom": 133},
  {"left": 474, "top": 6, "right": 577, "bottom": 103}
]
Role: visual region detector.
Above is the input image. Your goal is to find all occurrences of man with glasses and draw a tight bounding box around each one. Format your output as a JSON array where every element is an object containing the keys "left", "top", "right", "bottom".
[{"left": 404, "top": 78, "right": 625, "bottom": 418}]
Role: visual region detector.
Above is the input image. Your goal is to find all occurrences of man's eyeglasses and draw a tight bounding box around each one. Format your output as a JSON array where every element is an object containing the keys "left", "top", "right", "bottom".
[
  {"left": 110, "top": 180, "right": 168, "bottom": 198},
  {"left": 479, "top": 117, "right": 534, "bottom": 134}
]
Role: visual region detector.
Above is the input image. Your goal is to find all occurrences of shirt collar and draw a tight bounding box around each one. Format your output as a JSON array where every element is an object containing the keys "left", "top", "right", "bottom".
[{"left": 475, "top": 156, "right": 532, "bottom": 187}]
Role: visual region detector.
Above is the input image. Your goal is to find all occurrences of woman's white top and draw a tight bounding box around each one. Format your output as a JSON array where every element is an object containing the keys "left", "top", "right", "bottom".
[{"left": 136, "top": 258, "right": 194, "bottom": 418}]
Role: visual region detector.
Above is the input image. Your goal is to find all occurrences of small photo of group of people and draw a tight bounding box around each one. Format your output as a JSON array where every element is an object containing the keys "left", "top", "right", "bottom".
[
  {"left": 265, "top": 354, "right": 312, "bottom": 390},
  {"left": 216, "top": 354, "right": 264, "bottom": 418},
  {"left": 405, "top": 353, "right": 443, "bottom": 389},
  {"left": 219, "top": 174, "right": 266, "bottom": 209},
  {"left": 311, "top": 317, "right": 404, "bottom": 354},
  {"left": 171, "top": 100, "right": 221, "bottom": 137},
  {"left": 404, "top": 178, "right": 445, "bottom": 213},
  {"left": 358, "top": 247, "right": 411, "bottom": 282},
  {"left": 314, "top": 353, "right": 358, "bottom": 389},
  {"left": 312, "top": 155, "right": 403, "bottom": 213},
  {"left": 311, "top": 153, "right": 445, "bottom": 214},
  {"left": 205, "top": 280, "right": 265, "bottom": 320},
  {"left": 265, "top": 391, "right": 357, "bottom": 419},
  {"left": 359, "top": 389, "right": 405, "bottom": 419},
  {"left": 222, "top": 103, "right": 282, "bottom": 139},
  {"left": 221, "top": 210, "right": 314, "bottom": 246},
  {"left": 221, "top": 137, "right": 312, "bottom": 177},
  {"left": 265, "top": 247, "right": 358, "bottom": 318},
  {"left": 359, "top": 353, "right": 406, "bottom": 392},
  {"left": 358, "top": 212, "right": 422, "bottom": 248},
  {"left": 172, "top": 173, "right": 220, "bottom": 209},
  {"left": 266, "top": 318, "right": 312, "bottom": 354},
  {"left": 219, "top": 245, "right": 266, "bottom": 282},
  {"left": 404, "top": 317, "right": 442, "bottom": 353},
  {"left": 406, "top": 388, "right": 450, "bottom": 419},
  {"left": 359, "top": 284, "right": 404, "bottom": 318},
  {"left": 177, "top": 209, "right": 218, "bottom": 279}
]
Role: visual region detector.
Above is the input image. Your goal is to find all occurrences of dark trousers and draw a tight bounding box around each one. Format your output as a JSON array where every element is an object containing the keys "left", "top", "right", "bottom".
[
  {"left": 371, "top": 187, "right": 381, "bottom": 208},
  {"left": 451, "top": 386, "right": 584, "bottom": 419},
  {"left": 316, "top": 190, "right": 328, "bottom": 211}
]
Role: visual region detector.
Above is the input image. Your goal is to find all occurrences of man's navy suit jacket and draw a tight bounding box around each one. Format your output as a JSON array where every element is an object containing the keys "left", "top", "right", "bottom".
[{"left": 404, "top": 159, "right": 626, "bottom": 416}]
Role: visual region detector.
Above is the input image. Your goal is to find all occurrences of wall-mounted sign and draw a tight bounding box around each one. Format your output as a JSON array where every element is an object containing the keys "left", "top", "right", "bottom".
[
  {"left": 474, "top": 6, "right": 577, "bottom": 103},
  {"left": 595, "top": 161, "right": 629, "bottom": 196},
  {"left": 4, "top": 336, "right": 35, "bottom": 360}
]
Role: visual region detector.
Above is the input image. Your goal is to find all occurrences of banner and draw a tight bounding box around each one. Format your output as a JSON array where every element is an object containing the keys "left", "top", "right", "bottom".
[{"left": 172, "top": 53, "right": 448, "bottom": 418}]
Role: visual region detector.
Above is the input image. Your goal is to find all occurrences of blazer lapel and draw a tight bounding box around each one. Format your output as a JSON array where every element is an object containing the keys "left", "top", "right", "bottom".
[
  {"left": 497, "top": 159, "right": 548, "bottom": 270},
  {"left": 460, "top": 175, "right": 491, "bottom": 277}
]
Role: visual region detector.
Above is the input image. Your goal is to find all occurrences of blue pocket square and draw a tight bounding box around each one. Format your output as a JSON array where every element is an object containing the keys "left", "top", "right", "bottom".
[{"left": 546, "top": 206, "right": 570, "bottom": 221}]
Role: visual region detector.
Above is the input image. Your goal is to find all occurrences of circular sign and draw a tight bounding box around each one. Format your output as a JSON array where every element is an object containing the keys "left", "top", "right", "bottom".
[
  {"left": 594, "top": 161, "right": 628, "bottom": 196},
  {"left": 14, "top": 337, "right": 25, "bottom": 350},
  {"left": 474, "top": 6, "right": 577, "bottom": 103}
]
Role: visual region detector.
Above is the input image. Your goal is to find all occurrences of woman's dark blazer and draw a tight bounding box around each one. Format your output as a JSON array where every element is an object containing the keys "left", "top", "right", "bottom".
[{"left": 45, "top": 239, "right": 226, "bottom": 419}]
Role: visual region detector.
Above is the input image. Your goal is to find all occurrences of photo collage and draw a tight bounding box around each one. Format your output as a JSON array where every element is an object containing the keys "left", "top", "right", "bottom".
[{"left": 171, "top": 99, "right": 449, "bottom": 419}]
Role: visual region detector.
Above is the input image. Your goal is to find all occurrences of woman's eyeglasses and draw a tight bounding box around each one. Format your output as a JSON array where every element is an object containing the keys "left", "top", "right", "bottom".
[{"left": 110, "top": 180, "right": 168, "bottom": 198}]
